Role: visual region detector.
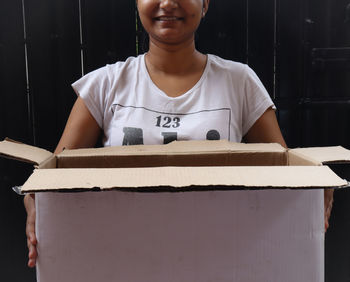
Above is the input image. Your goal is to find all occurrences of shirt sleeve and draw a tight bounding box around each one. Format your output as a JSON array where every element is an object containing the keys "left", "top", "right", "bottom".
[
  {"left": 241, "top": 65, "right": 275, "bottom": 136},
  {"left": 71, "top": 67, "right": 111, "bottom": 129}
]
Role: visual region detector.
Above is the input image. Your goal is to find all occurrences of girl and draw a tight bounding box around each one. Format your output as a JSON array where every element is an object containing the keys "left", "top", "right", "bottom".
[{"left": 24, "top": 0, "right": 332, "bottom": 268}]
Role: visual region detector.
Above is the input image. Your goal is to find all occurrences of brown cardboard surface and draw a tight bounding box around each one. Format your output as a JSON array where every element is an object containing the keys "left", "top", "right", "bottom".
[
  {"left": 0, "top": 139, "right": 52, "bottom": 165},
  {"left": 57, "top": 141, "right": 288, "bottom": 168},
  {"left": 57, "top": 152, "right": 287, "bottom": 168},
  {"left": 290, "top": 146, "right": 350, "bottom": 164},
  {"left": 22, "top": 166, "right": 348, "bottom": 192},
  {"left": 38, "top": 155, "right": 57, "bottom": 169},
  {"left": 288, "top": 150, "right": 322, "bottom": 166},
  {"left": 58, "top": 140, "right": 286, "bottom": 157}
]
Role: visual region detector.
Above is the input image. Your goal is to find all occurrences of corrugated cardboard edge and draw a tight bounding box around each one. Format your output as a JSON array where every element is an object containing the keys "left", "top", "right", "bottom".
[
  {"left": 0, "top": 138, "right": 53, "bottom": 166},
  {"left": 289, "top": 146, "right": 350, "bottom": 165},
  {"left": 21, "top": 166, "right": 349, "bottom": 193}
]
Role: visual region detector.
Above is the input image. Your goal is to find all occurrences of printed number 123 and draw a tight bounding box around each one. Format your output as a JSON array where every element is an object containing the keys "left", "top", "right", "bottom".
[{"left": 156, "top": 115, "right": 180, "bottom": 128}]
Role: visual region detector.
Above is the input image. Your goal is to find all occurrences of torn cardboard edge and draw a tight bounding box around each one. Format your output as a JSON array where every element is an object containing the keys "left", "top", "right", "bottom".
[
  {"left": 20, "top": 166, "right": 349, "bottom": 193},
  {"left": 16, "top": 184, "right": 350, "bottom": 194}
]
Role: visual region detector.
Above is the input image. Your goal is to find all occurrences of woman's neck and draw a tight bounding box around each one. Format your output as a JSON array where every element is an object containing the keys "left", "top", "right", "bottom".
[{"left": 145, "top": 38, "right": 206, "bottom": 75}]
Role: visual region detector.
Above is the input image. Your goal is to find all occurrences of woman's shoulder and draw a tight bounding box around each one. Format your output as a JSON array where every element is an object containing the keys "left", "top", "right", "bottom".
[
  {"left": 207, "top": 54, "right": 246, "bottom": 72},
  {"left": 78, "top": 55, "right": 144, "bottom": 84},
  {"left": 207, "top": 54, "right": 260, "bottom": 81},
  {"left": 84, "top": 55, "right": 137, "bottom": 73},
  {"left": 103, "top": 55, "right": 144, "bottom": 74},
  {"left": 72, "top": 55, "right": 144, "bottom": 93}
]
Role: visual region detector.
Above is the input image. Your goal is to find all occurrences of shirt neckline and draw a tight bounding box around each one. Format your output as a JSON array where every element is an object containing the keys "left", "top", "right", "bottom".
[{"left": 141, "top": 53, "right": 211, "bottom": 100}]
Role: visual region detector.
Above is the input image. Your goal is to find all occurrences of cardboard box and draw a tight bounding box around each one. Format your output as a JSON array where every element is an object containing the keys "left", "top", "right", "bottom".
[{"left": 1, "top": 139, "right": 349, "bottom": 282}]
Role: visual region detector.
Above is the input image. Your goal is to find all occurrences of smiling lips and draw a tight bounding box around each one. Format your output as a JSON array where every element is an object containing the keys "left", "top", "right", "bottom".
[{"left": 155, "top": 16, "right": 183, "bottom": 21}]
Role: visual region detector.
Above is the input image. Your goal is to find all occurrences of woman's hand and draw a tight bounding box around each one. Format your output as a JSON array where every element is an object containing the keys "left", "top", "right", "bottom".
[
  {"left": 24, "top": 193, "right": 37, "bottom": 267},
  {"left": 245, "top": 108, "right": 335, "bottom": 232},
  {"left": 22, "top": 97, "right": 101, "bottom": 268},
  {"left": 324, "top": 189, "right": 334, "bottom": 232}
]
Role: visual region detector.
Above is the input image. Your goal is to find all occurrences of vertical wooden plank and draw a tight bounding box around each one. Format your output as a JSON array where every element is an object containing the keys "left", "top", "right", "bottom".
[
  {"left": 275, "top": 0, "right": 305, "bottom": 147},
  {"left": 303, "top": 0, "right": 350, "bottom": 48},
  {"left": 302, "top": 0, "right": 350, "bottom": 147},
  {"left": 330, "top": 0, "right": 350, "bottom": 46},
  {"left": 0, "top": 2, "right": 36, "bottom": 281},
  {"left": 249, "top": 0, "right": 302, "bottom": 147},
  {"left": 0, "top": 160, "right": 35, "bottom": 282},
  {"left": 276, "top": 0, "right": 308, "bottom": 98},
  {"left": 301, "top": 106, "right": 349, "bottom": 147},
  {"left": 82, "top": 0, "right": 137, "bottom": 73},
  {"left": 306, "top": 0, "right": 350, "bottom": 100},
  {"left": 136, "top": 11, "right": 149, "bottom": 55},
  {"left": 0, "top": 0, "right": 30, "bottom": 143},
  {"left": 304, "top": 3, "right": 350, "bottom": 281},
  {"left": 24, "top": 0, "right": 82, "bottom": 151},
  {"left": 275, "top": 103, "right": 301, "bottom": 148},
  {"left": 248, "top": 0, "right": 275, "bottom": 96},
  {"left": 196, "top": 0, "right": 247, "bottom": 62}
]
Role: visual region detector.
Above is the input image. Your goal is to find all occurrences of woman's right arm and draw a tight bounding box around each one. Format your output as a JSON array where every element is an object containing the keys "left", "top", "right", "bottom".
[{"left": 24, "top": 96, "right": 101, "bottom": 267}]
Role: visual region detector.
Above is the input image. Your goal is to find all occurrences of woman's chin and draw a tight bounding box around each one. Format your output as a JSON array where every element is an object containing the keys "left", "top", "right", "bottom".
[{"left": 150, "top": 32, "right": 194, "bottom": 47}]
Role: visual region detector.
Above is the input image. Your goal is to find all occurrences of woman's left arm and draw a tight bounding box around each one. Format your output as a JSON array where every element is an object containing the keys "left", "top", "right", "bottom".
[{"left": 244, "top": 107, "right": 287, "bottom": 148}]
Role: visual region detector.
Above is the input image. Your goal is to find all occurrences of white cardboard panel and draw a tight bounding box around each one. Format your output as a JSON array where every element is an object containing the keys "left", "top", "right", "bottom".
[{"left": 36, "top": 190, "right": 323, "bottom": 282}]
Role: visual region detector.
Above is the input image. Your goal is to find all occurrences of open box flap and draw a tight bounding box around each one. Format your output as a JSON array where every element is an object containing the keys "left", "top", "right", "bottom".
[
  {"left": 21, "top": 166, "right": 348, "bottom": 193},
  {"left": 289, "top": 146, "right": 350, "bottom": 165},
  {"left": 0, "top": 138, "right": 52, "bottom": 166}
]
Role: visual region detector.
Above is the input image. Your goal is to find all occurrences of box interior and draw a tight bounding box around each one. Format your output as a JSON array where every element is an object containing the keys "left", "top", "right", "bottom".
[{"left": 58, "top": 140, "right": 286, "bottom": 168}]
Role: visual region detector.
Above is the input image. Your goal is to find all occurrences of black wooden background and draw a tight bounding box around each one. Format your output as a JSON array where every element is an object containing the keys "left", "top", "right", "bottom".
[{"left": 1, "top": 0, "right": 350, "bottom": 281}]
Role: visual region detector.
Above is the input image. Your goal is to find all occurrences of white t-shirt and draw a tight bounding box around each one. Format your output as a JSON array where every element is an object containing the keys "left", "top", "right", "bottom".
[{"left": 72, "top": 54, "right": 274, "bottom": 147}]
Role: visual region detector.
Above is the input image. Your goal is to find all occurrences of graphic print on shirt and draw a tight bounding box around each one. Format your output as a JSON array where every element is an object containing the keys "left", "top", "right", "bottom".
[{"left": 110, "top": 104, "right": 231, "bottom": 146}]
